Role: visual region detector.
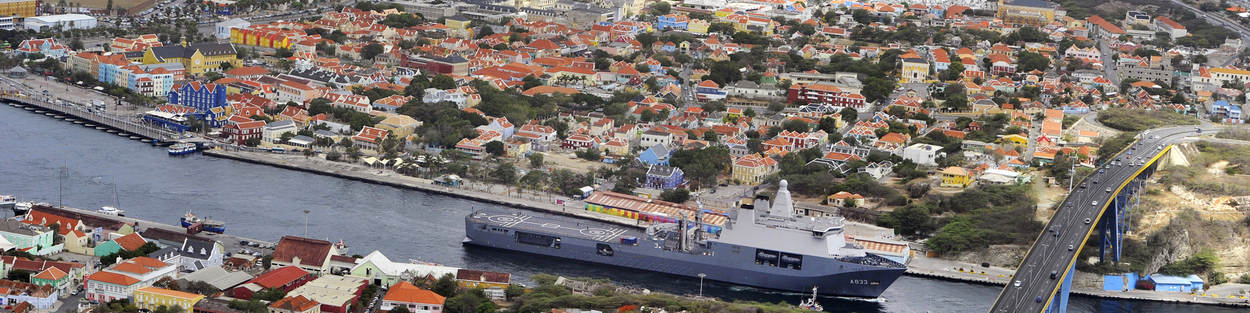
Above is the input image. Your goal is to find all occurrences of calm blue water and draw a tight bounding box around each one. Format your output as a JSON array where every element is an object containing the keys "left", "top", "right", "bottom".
[{"left": 0, "top": 103, "right": 1241, "bottom": 312}]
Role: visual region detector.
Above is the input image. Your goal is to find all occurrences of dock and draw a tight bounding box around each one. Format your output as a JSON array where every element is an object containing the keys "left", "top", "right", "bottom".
[
  {"left": 202, "top": 148, "right": 643, "bottom": 227},
  {"left": 903, "top": 255, "right": 1250, "bottom": 308},
  {"left": 2, "top": 94, "right": 178, "bottom": 144}
]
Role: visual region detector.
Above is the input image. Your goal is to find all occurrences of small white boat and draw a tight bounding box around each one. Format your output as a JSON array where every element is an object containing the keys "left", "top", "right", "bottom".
[
  {"left": 98, "top": 206, "right": 126, "bottom": 216},
  {"left": 168, "top": 142, "right": 197, "bottom": 156},
  {"left": 799, "top": 287, "right": 823, "bottom": 311},
  {"left": 0, "top": 195, "right": 14, "bottom": 210},
  {"left": 13, "top": 201, "right": 32, "bottom": 215}
]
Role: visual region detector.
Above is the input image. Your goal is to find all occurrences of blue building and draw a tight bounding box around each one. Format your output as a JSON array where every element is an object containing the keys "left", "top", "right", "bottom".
[
  {"left": 1210, "top": 100, "right": 1243, "bottom": 124},
  {"left": 644, "top": 165, "right": 684, "bottom": 190},
  {"left": 655, "top": 14, "right": 688, "bottom": 31},
  {"left": 638, "top": 144, "right": 671, "bottom": 166},
  {"left": 169, "top": 81, "right": 228, "bottom": 115},
  {"left": 1147, "top": 274, "right": 1203, "bottom": 292}
]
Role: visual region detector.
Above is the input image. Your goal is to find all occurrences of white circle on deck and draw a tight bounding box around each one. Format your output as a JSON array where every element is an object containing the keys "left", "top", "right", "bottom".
[
  {"left": 488, "top": 215, "right": 522, "bottom": 224},
  {"left": 581, "top": 228, "right": 611, "bottom": 237}
]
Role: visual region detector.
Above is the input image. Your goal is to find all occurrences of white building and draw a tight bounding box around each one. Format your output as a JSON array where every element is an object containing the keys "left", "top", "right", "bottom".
[
  {"left": 24, "top": 14, "right": 97, "bottom": 31},
  {"left": 263, "top": 120, "right": 299, "bottom": 143},
  {"left": 901, "top": 143, "right": 946, "bottom": 166},
  {"left": 215, "top": 18, "right": 250, "bottom": 40},
  {"left": 0, "top": 16, "right": 14, "bottom": 30}
]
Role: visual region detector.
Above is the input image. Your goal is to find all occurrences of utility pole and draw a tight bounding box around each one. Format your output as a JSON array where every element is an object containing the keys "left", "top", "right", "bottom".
[
  {"left": 58, "top": 162, "right": 68, "bottom": 207},
  {"left": 1068, "top": 160, "right": 1075, "bottom": 193},
  {"left": 697, "top": 273, "right": 706, "bottom": 298}
]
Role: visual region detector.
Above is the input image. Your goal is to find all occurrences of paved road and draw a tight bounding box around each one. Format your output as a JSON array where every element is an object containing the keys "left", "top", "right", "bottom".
[
  {"left": 1167, "top": 0, "right": 1250, "bottom": 43},
  {"left": 989, "top": 125, "right": 1222, "bottom": 313},
  {"left": 1097, "top": 40, "right": 1117, "bottom": 86}
]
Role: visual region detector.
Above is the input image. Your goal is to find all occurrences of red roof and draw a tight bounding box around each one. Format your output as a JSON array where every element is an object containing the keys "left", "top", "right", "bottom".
[
  {"left": 270, "top": 295, "right": 319, "bottom": 311},
  {"left": 382, "top": 281, "right": 445, "bottom": 305},
  {"left": 272, "top": 236, "right": 333, "bottom": 268},
  {"left": 114, "top": 233, "right": 147, "bottom": 251},
  {"left": 250, "top": 266, "right": 310, "bottom": 289},
  {"left": 87, "top": 271, "right": 141, "bottom": 286},
  {"left": 32, "top": 267, "right": 66, "bottom": 281}
]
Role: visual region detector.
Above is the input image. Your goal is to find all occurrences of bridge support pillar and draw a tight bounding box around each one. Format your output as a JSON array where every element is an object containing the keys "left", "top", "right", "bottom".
[{"left": 1046, "top": 266, "right": 1076, "bottom": 313}]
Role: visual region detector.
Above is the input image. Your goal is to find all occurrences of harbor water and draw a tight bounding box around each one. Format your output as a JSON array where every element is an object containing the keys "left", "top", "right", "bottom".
[{"left": 0, "top": 103, "right": 1241, "bottom": 312}]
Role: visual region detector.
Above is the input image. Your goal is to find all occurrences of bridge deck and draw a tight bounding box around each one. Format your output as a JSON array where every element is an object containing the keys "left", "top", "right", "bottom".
[{"left": 3, "top": 94, "right": 177, "bottom": 142}]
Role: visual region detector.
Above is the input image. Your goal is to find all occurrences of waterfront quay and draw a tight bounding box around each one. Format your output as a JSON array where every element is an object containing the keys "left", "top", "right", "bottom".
[
  {"left": 203, "top": 148, "right": 642, "bottom": 227},
  {"left": 38, "top": 204, "right": 276, "bottom": 260}
]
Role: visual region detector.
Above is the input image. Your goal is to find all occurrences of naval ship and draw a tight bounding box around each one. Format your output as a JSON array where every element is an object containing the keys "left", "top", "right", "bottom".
[{"left": 463, "top": 180, "right": 906, "bottom": 298}]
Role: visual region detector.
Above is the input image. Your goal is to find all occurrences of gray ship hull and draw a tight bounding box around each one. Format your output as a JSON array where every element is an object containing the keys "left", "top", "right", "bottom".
[{"left": 464, "top": 214, "right": 905, "bottom": 298}]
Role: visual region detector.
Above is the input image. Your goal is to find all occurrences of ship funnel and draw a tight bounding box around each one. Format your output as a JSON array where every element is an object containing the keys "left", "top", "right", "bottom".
[{"left": 769, "top": 180, "right": 795, "bottom": 219}]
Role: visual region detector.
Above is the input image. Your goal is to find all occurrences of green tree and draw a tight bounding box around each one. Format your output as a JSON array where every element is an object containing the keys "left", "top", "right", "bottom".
[
  {"left": 669, "top": 146, "right": 731, "bottom": 187},
  {"left": 443, "top": 289, "right": 492, "bottom": 313},
  {"left": 659, "top": 188, "right": 691, "bottom": 203},
  {"left": 880, "top": 203, "right": 933, "bottom": 238},
  {"left": 432, "top": 274, "right": 458, "bottom": 297},
  {"left": 527, "top": 153, "right": 544, "bottom": 168},
  {"left": 942, "top": 61, "right": 965, "bottom": 81},
  {"left": 252, "top": 288, "right": 286, "bottom": 301},
  {"left": 431, "top": 75, "right": 456, "bottom": 90},
  {"left": 575, "top": 148, "right": 602, "bottom": 161},
  {"left": 649, "top": 1, "right": 670, "bottom": 15},
  {"left": 1017, "top": 51, "right": 1051, "bottom": 72},
  {"left": 484, "top": 141, "right": 505, "bottom": 156},
  {"left": 782, "top": 119, "right": 810, "bottom": 132},
  {"left": 491, "top": 163, "right": 517, "bottom": 185},
  {"left": 504, "top": 283, "right": 525, "bottom": 301}
]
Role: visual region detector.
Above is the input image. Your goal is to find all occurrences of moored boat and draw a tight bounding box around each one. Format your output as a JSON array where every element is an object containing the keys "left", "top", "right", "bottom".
[
  {"left": 168, "top": 143, "right": 197, "bottom": 156},
  {"left": 12, "top": 201, "right": 32, "bottom": 215},
  {"left": 463, "top": 180, "right": 907, "bottom": 298},
  {"left": 0, "top": 195, "right": 14, "bottom": 210},
  {"left": 98, "top": 206, "right": 125, "bottom": 216},
  {"left": 180, "top": 211, "right": 226, "bottom": 233}
]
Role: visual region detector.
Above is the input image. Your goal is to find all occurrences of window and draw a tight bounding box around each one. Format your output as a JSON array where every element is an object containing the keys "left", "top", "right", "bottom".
[
  {"left": 595, "top": 243, "right": 614, "bottom": 256},
  {"left": 516, "top": 231, "right": 560, "bottom": 248}
]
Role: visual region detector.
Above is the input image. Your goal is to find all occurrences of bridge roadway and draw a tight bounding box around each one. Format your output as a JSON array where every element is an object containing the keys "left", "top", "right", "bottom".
[
  {"left": 1, "top": 94, "right": 178, "bottom": 143},
  {"left": 989, "top": 125, "right": 1223, "bottom": 313}
]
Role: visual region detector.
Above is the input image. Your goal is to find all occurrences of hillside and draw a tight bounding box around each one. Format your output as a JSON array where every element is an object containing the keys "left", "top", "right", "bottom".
[{"left": 1082, "top": 141, "right": 1250, "bottom": 285}]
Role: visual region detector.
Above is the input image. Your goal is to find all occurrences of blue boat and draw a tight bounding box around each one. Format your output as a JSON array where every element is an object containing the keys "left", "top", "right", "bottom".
[{"left": 181, "top": 211, "right": 226, "bottom": 233}]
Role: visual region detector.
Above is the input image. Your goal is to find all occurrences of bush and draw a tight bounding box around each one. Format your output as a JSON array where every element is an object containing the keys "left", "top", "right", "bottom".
[
  {"left": 1096, "top": 108, "right": 1199, "bottom": 131},
  {"left": 659, "top": 188, "right": 690, "bottom": 203},
  {"left": 1158, "top": 250, "right": 1218, "bottom": 276},
  {"left": 925, "top": 184, "right": 1042, "bottom": 254}
]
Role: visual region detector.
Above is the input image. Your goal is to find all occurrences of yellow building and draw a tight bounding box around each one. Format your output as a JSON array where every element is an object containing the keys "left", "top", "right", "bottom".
[
  {"left": 999, "top": 134, "right": 1029, "bottom": 150},
  {"left": 939, "top": 167, "right": 972, "bottom": 188},
  {"left": 900, "top": 58, "right": 929, "bottom": 83},
  {"left": 732, "top": 153, "right": 778, "bottom": 185},
  {"left": 375, "top": 114, "right": 420, "bottom": 139},
  {"left": 134, "top": 287, "right": 205, "bottom": 313},
  {"left": 0, "top": 0, "right": 36, "bottom": 18},
  {"left": 444, "top": 16, "right": 472, "bottom": 38},
  {"left": 687, "top": 19, "right": 710, "bottom": 34},
  {"left": 997, "top": 0, "right": 1060, "bottom": 26},
  {"left": 505, "top": 139, "right": 530, "bottom": 158},
  {"left": 142, "top": 42, "right": 241, "bottom": 75}
]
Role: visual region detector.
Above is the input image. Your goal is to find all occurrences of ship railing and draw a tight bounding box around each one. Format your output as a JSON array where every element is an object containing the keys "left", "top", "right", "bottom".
[{"left": 837, "top": 254, "right": 905, "bottom": 268}]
